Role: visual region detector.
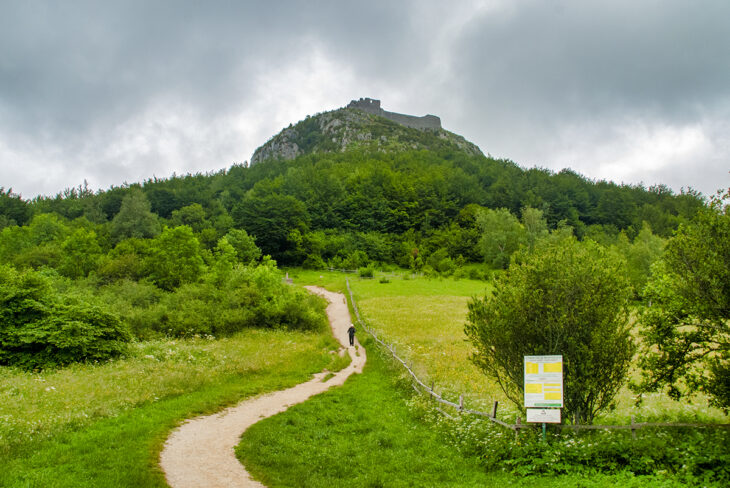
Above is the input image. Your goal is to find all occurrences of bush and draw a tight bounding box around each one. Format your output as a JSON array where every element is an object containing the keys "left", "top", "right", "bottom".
[
  {"left": 108, "top": 261, "right": 329, "bottom": 338},
  {"left": 426, "top": 248, "right": 456, "bottom": 276},
  {"left": 358, "top": 267, "right": 374, "bottom": 278},
  {"left": 465, "top": 234, "right": 634, "bottom": 424},
  {"left": 96, "top": 238, "right": 152, "bottom": 283},
  {"left": 147, "top": 226, "right": 205, "bottom": 290},
  {"left": 343, "top": 250, "right": 369, "bottom": 270},
  {"left": 420, "top": 404, "right": 730, "bottom": 483},
  {"left": 302, "top": 253, "right": 327, "bottom": 270},
  {"left": 0, "top": 266, "right": 131, "bottom": 369}
]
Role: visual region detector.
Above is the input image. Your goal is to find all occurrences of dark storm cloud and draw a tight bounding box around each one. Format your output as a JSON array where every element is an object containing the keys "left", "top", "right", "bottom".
[
  {"left": 452, "top": 0, "right": 730, "bottom": 123},
  {"left": 0, "top": 0, "right": 728, "bottom": 197},
  {"left": 0, "top": 0, "right": 420, "bottom": 134},
  {"left": 0, "top": 0, "right": 430, "bottom": 196},
  {"left": 441, "top": 0, "right": 730, "bottom": 193}
]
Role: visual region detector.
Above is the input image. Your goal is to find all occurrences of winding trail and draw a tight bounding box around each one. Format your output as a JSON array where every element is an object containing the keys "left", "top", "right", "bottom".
[{"left": 160, "top": 287, "right": 366, "bottom": 488}]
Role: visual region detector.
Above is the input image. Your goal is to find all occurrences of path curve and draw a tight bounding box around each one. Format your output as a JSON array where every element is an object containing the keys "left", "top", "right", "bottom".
[{"left": 160, "top": 287, "right": 366, "bottom": 488}]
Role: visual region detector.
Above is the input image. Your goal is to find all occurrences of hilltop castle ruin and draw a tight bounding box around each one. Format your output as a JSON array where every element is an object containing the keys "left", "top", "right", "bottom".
[{"left": 347, "top": 98, "right": 442, "bottom": 130}]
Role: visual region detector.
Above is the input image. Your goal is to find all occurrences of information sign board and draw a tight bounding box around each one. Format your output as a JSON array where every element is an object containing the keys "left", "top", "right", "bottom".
[
  {"left": 524, "top": 355, "right": 563, "bottom": 408},
  {"left": 526, "top": 408, "right": 561, "bottom": 423}
]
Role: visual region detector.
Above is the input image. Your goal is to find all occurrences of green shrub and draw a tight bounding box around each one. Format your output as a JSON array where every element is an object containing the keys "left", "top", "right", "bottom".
[
  {"left": 96, "top": 238, "right": 152, "bottom": 283},
  {"left": 468, "top": 266, "right": 491, "bottom": 280},
  {"left": 302, "top": 253, "right": 326, "bottom": 270},
  {"left": 107, "top": 261, "right": 328, "bottom": 338},
  {"left": 419, "top": 405, "right": 730, "bottom": 483},
  {"left": 147, "top": 226, "right": 205, "bottom": 290},
  {"left": 358, "top": 266, "right": 374, "bottom": 278},
  {"left": 343, "top": 250, "right": 369, "bottom": 270},
  {"left": 426, "top": 248, "right": 456, "bottom": 275},
  {"left": 0, "top": 266, "right": 131, "bottom": 369}
]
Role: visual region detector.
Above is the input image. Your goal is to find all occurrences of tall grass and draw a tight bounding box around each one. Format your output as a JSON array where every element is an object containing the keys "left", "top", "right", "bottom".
[
  {"left": 298, "top": 270, "right": 729, "bottom": 424},
  {"left": 237, "top": 338, "right": 493, "bottom": 487},
  {"left": 238, "top": 337, "right": 689, "bottom": 487},
  {"left": 0, "top": 328, "right": 345, "bottom": 487}
]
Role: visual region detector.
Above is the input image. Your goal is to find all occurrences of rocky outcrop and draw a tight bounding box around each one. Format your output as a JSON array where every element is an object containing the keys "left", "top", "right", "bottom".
[
  {"left": 250, "top": 99, "right": 482, "bottom": 165},
  {"left": 249, "top": 127, "right": 302, "bottom": 164}
]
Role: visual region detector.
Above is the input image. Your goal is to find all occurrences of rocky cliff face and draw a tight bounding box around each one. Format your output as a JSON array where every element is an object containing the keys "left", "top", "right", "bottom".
[{"left": 250, "top": 101, "right": 482, "bottom": 165}]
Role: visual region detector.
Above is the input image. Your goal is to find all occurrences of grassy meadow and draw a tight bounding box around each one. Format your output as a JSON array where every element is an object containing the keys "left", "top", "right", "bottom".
[
  {"left": 290, "top": 268, "right": 729, "bottom": 424},
  {"left": 0, "top": 328, "right": 345, "bottom": 487},
  {"left": 238, "top": 336, "right": 701, "bottom": 488}
]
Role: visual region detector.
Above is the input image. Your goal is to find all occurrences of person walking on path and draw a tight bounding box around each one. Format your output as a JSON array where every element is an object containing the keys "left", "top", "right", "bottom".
[{"left": 347, "top": 323, "right": 356, "bottom": 346}]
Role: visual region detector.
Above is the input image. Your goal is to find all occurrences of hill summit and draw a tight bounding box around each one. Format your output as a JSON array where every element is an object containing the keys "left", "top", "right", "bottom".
[{"left": 250, "top": 98, "right": 482, "bottom": 165}]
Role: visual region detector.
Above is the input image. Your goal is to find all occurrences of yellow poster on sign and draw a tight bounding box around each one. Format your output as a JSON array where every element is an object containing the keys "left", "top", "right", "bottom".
[{"left": 524, "top": 355, "right": 563, "bottom": 408}]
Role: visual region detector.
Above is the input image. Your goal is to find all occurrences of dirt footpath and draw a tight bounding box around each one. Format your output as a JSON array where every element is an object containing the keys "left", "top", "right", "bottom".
[{"left": 159, "top": 287, "right": 365, "bottom": 488}]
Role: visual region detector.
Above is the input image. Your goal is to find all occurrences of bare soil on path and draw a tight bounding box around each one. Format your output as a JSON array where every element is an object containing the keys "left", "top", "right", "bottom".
[{"left": 160, "top": 287, "right": 366, "bottom": 488}]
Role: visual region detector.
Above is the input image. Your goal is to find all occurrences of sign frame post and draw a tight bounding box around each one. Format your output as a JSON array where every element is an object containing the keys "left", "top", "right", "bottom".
[{"left": 524, "top": 355, "right": 563, "bottom": 442}]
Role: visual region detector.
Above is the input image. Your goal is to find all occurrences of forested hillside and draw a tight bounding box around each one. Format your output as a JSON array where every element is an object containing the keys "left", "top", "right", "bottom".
[
  {"left": 0, "top": 108, "right": 709, "bottom": 367},
  {"left": 0, "top": 142, "right": 704, "bottom": 272}
]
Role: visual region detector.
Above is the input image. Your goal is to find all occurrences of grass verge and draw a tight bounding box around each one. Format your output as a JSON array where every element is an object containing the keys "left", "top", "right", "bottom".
[
  {"left": 237, "top": 337, "right": 694, "bottom": 487},
  {"left": 340, "top": 272, "right": 728, "bottom": 424},
  {"left": 236, "top": 336, "right": 492, "bottom": 487},
  {"left": 0, "top": 329, "right": 343, "bottom": 487}
]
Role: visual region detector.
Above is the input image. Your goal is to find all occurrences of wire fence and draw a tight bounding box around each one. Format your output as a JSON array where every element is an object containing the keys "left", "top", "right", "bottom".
[{"left": 345, "top": 278, "right": 730, "bottom": 437}]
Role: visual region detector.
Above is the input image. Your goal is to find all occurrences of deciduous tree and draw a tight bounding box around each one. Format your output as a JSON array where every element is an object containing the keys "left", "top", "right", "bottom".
[
  {"left": 635, "top": 190, "right": 730, "bottom": 409},
  {"left": 465, "top": 235, "right": 634, "bottom": 424}
]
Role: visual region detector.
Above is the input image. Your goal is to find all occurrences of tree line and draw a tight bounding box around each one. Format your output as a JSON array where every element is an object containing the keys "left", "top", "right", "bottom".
[
  {"left": 0, "top": 149, "right": 704, "bottom": 271},
  {"left": 0, "top": 148, "right": 723, "bottom": 411}
]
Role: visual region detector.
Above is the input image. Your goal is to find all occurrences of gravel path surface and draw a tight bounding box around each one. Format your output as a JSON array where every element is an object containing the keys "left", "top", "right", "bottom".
[{"left": 159, "top": 287, "right": 366, "bottom": 488}]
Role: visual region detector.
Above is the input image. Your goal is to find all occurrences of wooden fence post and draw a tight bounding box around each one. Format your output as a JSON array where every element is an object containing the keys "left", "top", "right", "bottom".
[
  {"left": 631, "top": 415, "right": 637, "bottom": 440},
  {"left": 515, "top": 417, "right": 522, "bottom": 441},
  {"left": 459, "top": 395, "right": 464, "bottom": 412},
  {"left": 491, "top": 401, "right": 499, "bottom": 419}
]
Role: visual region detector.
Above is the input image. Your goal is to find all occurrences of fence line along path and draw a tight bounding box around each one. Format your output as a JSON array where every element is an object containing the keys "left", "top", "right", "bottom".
[
  {"left": 345, "top": 278, "right": 730, "bottom": 436},
  {"left": 159, "top": 287, "right": 366, "bottom": 488}
]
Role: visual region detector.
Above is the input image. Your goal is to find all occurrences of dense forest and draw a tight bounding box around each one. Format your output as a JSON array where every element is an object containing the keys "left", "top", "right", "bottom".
[{"left": 1, "top": 148, "right": 703, "bottom": 269}]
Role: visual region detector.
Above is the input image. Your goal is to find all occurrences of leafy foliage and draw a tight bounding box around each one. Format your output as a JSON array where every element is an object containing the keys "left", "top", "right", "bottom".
[
  {"left": 0, "top": 188, "right": 31, "bottom": 228},
  {"left": 110, "top": 189, "right": 160, "bottom": 243},
  {"left": 58, "top": 228, "right": 102, "bottom": 278},
  {"left": 231, "top": 193, "right": 309, "bottom": 262},
  {"left": 147, "top": 225, "right": 205, "bottom": 290},
  {"left": 99, "top": 259, "right": 327, "bottom": 339},
  {"left": 465, "top": 234, "right": 635, "bottom": 423},
  {"left": 0, "top": 266, "right": 131, "bottom": 369},
  {"left": 429, "top": 410, "right": 730, "bottom": 483},
  {"left": 223, "top": 228, "right": 261, "bottom": 264},
  {"left": 635, "top": 190, "right": 730, "bottom": 409},
  {"left": 477, "top": 207, "right": 527, "bottom": 269}
]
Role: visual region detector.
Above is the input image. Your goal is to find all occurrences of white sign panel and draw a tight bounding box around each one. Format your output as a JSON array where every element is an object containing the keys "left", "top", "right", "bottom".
[
  {"left": 526, "top": 408, "right": 561, "bottom": 423},
  {"left": 524, "top": 355, "right": 563, "bottom": 408}
]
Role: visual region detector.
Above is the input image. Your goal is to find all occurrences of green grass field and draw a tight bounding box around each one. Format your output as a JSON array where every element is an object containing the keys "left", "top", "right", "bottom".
[
  {"left": 238, "top": 336, "right": 696, "bottom": 488},
  {"left": 290, "top": 269, "right": 729, "bottom": 424},
  {"left": 0, "top": 328, "right": 344, "bottom": 487},
  {"left": 3, "top": 267, "right": 726, "bottom": 486}
]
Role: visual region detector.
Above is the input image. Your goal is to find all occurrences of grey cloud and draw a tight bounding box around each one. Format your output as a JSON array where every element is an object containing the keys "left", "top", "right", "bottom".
[
  {"left": 430, "top": 0, "right": 730, "bottom": 193},
  {"left": 0, "top": 0, "right": 728, "bottom": 197},
  {"left": 452, "top": 1, "right": 730, "bottom": 121},
  {"left": 0, "top": 1, "right": 424, "bottom": 142}
]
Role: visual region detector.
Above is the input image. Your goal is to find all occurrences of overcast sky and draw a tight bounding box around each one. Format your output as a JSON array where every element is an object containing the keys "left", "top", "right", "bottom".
[{"left": 1, "top": 0, "right": 728, "bottom": 199}]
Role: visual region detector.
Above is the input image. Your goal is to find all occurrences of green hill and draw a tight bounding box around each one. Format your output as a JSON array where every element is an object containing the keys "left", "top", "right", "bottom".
[
  {"left": 250, "top": 99, "right": 482, "bottom": 164},
  {"left": 1, "top": 100, "right": 707, "bottom": 269}
]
